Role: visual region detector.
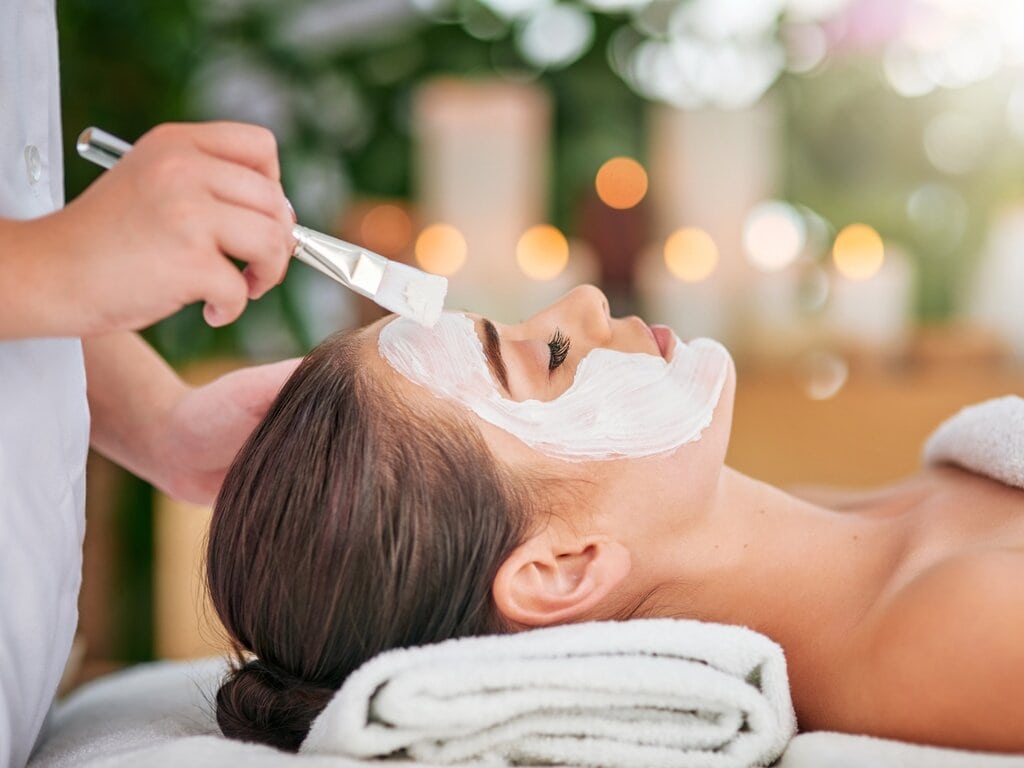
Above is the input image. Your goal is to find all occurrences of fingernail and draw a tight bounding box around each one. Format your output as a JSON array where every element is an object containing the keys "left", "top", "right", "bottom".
[
  {"left": 285, "top": 198, "right": 297, "bottom": 223},
  {"left": 204, "top": 304, "right": 223, "bottom": 327}
]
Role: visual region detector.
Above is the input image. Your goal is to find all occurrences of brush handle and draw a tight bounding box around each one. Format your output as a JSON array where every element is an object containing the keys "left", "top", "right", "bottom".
[{"left": 76, "top": 127, "right": 132, "bottom": 170}]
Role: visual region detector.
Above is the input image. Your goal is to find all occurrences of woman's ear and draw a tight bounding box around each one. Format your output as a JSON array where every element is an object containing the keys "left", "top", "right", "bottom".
[{"left": 492, "top": 529, "right": 631, "bottom": 627}]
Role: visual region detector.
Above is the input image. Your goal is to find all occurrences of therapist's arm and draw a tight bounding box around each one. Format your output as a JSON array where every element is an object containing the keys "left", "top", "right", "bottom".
[{"left": 84, "top": 332, "right": 298, "bottom": 505}]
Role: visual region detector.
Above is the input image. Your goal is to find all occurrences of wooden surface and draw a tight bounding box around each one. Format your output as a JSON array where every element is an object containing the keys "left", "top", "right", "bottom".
[
  {"left": 154, "top": 360, "right": 240, "bottom": 660},
  {"left": 153, "top": 496, "right": 223, "bottom": 658},
  {"left": 728, "top": 360, "right": 1024, "bottom": 487}
]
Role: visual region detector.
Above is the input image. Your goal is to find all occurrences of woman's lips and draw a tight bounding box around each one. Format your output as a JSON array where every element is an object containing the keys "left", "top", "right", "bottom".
[{"left": 650, "top": 324, "right": 675, "bottom": 361}]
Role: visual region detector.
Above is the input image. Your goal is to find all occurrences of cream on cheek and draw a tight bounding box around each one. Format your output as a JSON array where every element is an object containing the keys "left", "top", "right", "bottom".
[{"left": 378, "top": 313, "right": 731, "bottom": 461}]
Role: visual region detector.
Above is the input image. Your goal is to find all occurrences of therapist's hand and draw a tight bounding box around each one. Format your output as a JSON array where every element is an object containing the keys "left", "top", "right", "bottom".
[
  {"left": 154, "top": 357, "right": 301, "bottom": 505},
  {"left": 5, "top": 121, "right": 295, "bottom": 339}
]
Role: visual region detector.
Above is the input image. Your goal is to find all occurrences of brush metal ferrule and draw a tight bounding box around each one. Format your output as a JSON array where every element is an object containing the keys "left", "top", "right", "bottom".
[{"left": 291, "top": 225, "right": 386, "bottom": 297}]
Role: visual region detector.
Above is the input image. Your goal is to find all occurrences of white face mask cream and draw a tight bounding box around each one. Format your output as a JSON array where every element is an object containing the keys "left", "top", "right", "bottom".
[{"left": 378, "top": 313, "right": 730, "bottom": 461}]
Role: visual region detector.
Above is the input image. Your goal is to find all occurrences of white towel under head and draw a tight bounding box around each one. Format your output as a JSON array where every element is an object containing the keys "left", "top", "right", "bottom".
[
  {"left": 923, "top": 395, "right": 1024, "bottom": 490},
  {"left": 301, "top": 618, "right": 795, "bottom": 768}
]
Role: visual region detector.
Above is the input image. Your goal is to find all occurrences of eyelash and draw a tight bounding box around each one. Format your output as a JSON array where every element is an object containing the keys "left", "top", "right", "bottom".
[{"left": 547, "top": 328, "right": 571, "bottom": 372}]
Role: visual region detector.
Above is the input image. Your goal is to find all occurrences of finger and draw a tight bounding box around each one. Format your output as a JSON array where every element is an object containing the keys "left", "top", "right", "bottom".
[
  {"left": 186, "top": 121, "right": 281, "bottom": 182},
  {"left": 204, "top": 157, "right": 292, "bottom": 223},
  {"left": 201, "top": 258, "right": 250, "bottom": 327},
  {"left": 236, "top": 358, "right": 304, "bottom": 415},
  {"left": 208, "top": 202, "right": 293, "bottom": 299}
]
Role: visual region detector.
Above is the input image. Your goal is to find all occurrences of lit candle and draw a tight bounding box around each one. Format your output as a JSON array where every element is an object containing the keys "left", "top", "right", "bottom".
[
  {"left": 634, "top": 231, "right": 729, "bottom": 341},
  {"left": 825, "top": 225, "right": 915, "bottom": 353},
  {"left": 742, "top": 200, "right": 823, "bottom": 359},
  {"left": 518, "top": 236, "right": 600, "bottom": 316}
]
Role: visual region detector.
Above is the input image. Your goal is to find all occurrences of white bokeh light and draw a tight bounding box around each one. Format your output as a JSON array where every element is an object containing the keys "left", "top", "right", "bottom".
[
  {"left": 671, "top": 0, "right": 787, "bottom": 42},
  {"left": 517, "top": 4, "right": 595, "bottom": 69},
  {"left": 480, "top": 0, "right": 549, "bottom": 20},
  {"left": 923, "top": 111, "right": 988, "bottom": 175},
  {"left": 781, "top": 21, "right": 829, "bottom": 73},
  {"left": 743, "top": 200, "right": 807, "bottom": 272},
  {"left": 618, "top": 0, "right": 827, "bottom": 109},
  {"left": 881, "top": 0, "right": 1022, "bottom": 97},
  {"left": 582, "top": 0, "right": 651, "bottom": 11}
]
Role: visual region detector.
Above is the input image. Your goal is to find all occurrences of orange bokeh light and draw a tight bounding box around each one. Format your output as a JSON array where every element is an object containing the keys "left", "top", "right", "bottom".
[
  {"left": 415, "top": 224, "right": 468, "bottom": 276},
  {"left": 595, "top": 157, "right": 649, "bottom": 210},
  {"left": 833, "top": 223, "right": 884, "bottom": 280},
  {"left": 359, "top": 204, "right": 414, "bottom": 257},
  {"left": 516, "top": 225, "right": 569, "bottom": 281},
  {"left": 664, "top": 227, "right": 718, "bottom": 282}
]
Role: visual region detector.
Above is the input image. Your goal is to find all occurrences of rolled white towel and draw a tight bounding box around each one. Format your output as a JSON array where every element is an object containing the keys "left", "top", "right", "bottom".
[
  {"left": 923, "top": 395, "right": 1024, "bottom": 490},
  {"left": 301, "top": 618, "right": 795, "bottom": 768}
]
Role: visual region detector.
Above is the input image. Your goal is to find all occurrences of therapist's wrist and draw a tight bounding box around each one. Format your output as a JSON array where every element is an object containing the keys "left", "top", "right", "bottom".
[
  {"left": 143, "top": 383, "right": 203, "bottom": 501},
  {"left": 0, "top": 215, "right": 83, "bottom": 338},
  {"left": 0, "top": 213, "right": 115, "bottom": 339}
]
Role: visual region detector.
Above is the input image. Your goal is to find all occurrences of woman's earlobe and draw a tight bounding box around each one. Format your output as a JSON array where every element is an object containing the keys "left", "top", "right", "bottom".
[{"left": 492, "top": 534, "right": 631, "bottom": 627}]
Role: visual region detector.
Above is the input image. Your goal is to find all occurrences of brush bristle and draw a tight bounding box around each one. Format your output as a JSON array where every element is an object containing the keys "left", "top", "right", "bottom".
[{"left": 376, "top": 261, "right": 447, "bottom": 327}]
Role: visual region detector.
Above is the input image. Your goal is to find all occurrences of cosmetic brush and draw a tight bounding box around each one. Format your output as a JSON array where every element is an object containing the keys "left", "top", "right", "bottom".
[{"left": 76, "top": 127, "right": 447, "bottom": 327}]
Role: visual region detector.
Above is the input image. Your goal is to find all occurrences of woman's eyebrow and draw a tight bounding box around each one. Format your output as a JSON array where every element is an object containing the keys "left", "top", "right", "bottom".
[{"left": 480, "top": 318, "right": 510, "bottom": 393}]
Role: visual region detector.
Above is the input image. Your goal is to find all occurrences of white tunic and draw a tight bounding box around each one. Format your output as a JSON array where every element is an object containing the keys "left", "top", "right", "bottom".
[{"left": 0, "top": 2, "right": 90, "bottom": 767}]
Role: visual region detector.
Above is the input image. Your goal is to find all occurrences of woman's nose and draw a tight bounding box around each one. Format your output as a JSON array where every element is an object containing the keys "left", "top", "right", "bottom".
[{"left": 556, "top": 284, "right": 611, "bottom": 340}]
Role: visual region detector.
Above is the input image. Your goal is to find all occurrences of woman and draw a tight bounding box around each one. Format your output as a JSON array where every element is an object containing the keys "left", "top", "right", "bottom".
[{"left": 207, "top": 285, "right": 1024, "bottom": 754}]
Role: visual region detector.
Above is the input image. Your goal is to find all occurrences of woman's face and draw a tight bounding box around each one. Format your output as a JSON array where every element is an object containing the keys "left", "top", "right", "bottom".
[{"left": 364, "top": 285, "right": 737, "bottom": 540}]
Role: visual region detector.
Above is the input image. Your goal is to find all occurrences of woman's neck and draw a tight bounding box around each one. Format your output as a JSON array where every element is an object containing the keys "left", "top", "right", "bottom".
[{"left": 639, "top": 467, "right": 914, "bottom": 665}]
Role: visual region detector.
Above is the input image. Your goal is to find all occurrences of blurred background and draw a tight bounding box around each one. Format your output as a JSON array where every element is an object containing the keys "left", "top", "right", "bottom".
[{"left": 62, "top": 0, "right": 1024, "bottom": 682}]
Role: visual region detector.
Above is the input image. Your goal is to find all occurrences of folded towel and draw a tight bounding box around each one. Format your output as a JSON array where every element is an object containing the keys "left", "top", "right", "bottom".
[
  {"left": 301, "top": 618, "right": 795, "bottom": 768},
  {"left": 923, "top": 395, "right": 1024, "bottom": 490}
]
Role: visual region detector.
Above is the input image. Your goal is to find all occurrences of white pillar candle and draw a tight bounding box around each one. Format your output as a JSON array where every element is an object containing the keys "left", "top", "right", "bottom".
[
  {"left": 747, "top": 264, "right": 807, "bottom": 357},
  {"left": 646, "top": 96, "right": 781, "bottom": 346},
  {"left": 969, "top": 205, "right": 1024, "bottom": 360},
  {"left": 634, "top": 241, "right": 729, "bottom": 341},
  {"left": 414, "top": 78, "right": 551, "bottom": 321},
  {"left": 825, "top": 243, "right": 915, "bottom": 354}
]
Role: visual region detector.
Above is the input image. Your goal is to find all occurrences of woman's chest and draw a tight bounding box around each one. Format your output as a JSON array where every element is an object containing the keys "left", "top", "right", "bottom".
[{"left": 903, "top": 470, "right": 1024, "bottom": 563}]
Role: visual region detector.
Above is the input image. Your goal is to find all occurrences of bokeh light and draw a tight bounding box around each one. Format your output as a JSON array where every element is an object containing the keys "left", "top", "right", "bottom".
[
  {"left": 516, "top": 224, "right": 570, "bottom": 281},
  {"left": 360, "top": 204, "right": 413, "bottom": 257},
  {"left": 797, "top": 350, "right": 849, "bottom": 401},
  {"left": 833, "top": 223, "right": 884, "bottom": 281},
  {"left": 923, "top": 111, "right": 987, "bottom": 175},
  {"left": 415, "top": 223, "right": 468, "bottom": 276},
  {"left": 906, "top": 183, "right": 968, "bottom": 245},
  {"left": 517, "top": 3, "right": 595, "bottom": 69},
  {"left": 664, "top": 227, "right": 718, "bottom": 282},
  {"left": 743, "top": 200, "right": 807, "bottom": 272},
  {"left": 798, "top": 264, "right": 831, "bottom": 314},
  {"left": 595, "top": 157, "right": 649, "bottom": 210}
]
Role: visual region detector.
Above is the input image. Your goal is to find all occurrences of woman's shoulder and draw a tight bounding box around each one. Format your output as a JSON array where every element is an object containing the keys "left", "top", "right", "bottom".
[{"left": 838, "top": 548, "right": 1024, "bottom": 752}]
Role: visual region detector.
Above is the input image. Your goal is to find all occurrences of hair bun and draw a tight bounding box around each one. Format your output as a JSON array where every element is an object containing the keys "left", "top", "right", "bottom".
[{"left": 215, "top": 658, "right": 334, "bottom": 752}]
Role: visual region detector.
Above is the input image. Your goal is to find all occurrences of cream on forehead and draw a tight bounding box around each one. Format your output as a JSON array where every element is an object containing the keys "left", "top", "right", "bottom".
[{"left": 378, "top": 312, "right": 729, "bottom": 461}]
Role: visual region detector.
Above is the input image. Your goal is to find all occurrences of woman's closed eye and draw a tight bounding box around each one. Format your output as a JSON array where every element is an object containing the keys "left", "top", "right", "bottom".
[{"left": 547, "top": 328, "right": 571, "bottom": 374}]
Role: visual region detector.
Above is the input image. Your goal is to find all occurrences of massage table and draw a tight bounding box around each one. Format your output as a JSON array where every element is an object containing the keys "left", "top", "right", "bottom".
[{"left": 28, "top": 657, "right": 1024, "bottom": 768}]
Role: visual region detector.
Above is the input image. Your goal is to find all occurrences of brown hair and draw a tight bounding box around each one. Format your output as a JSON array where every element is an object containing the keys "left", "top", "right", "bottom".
[{"left": 206, "top": 329, "right": 538, "bottom": 751}]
